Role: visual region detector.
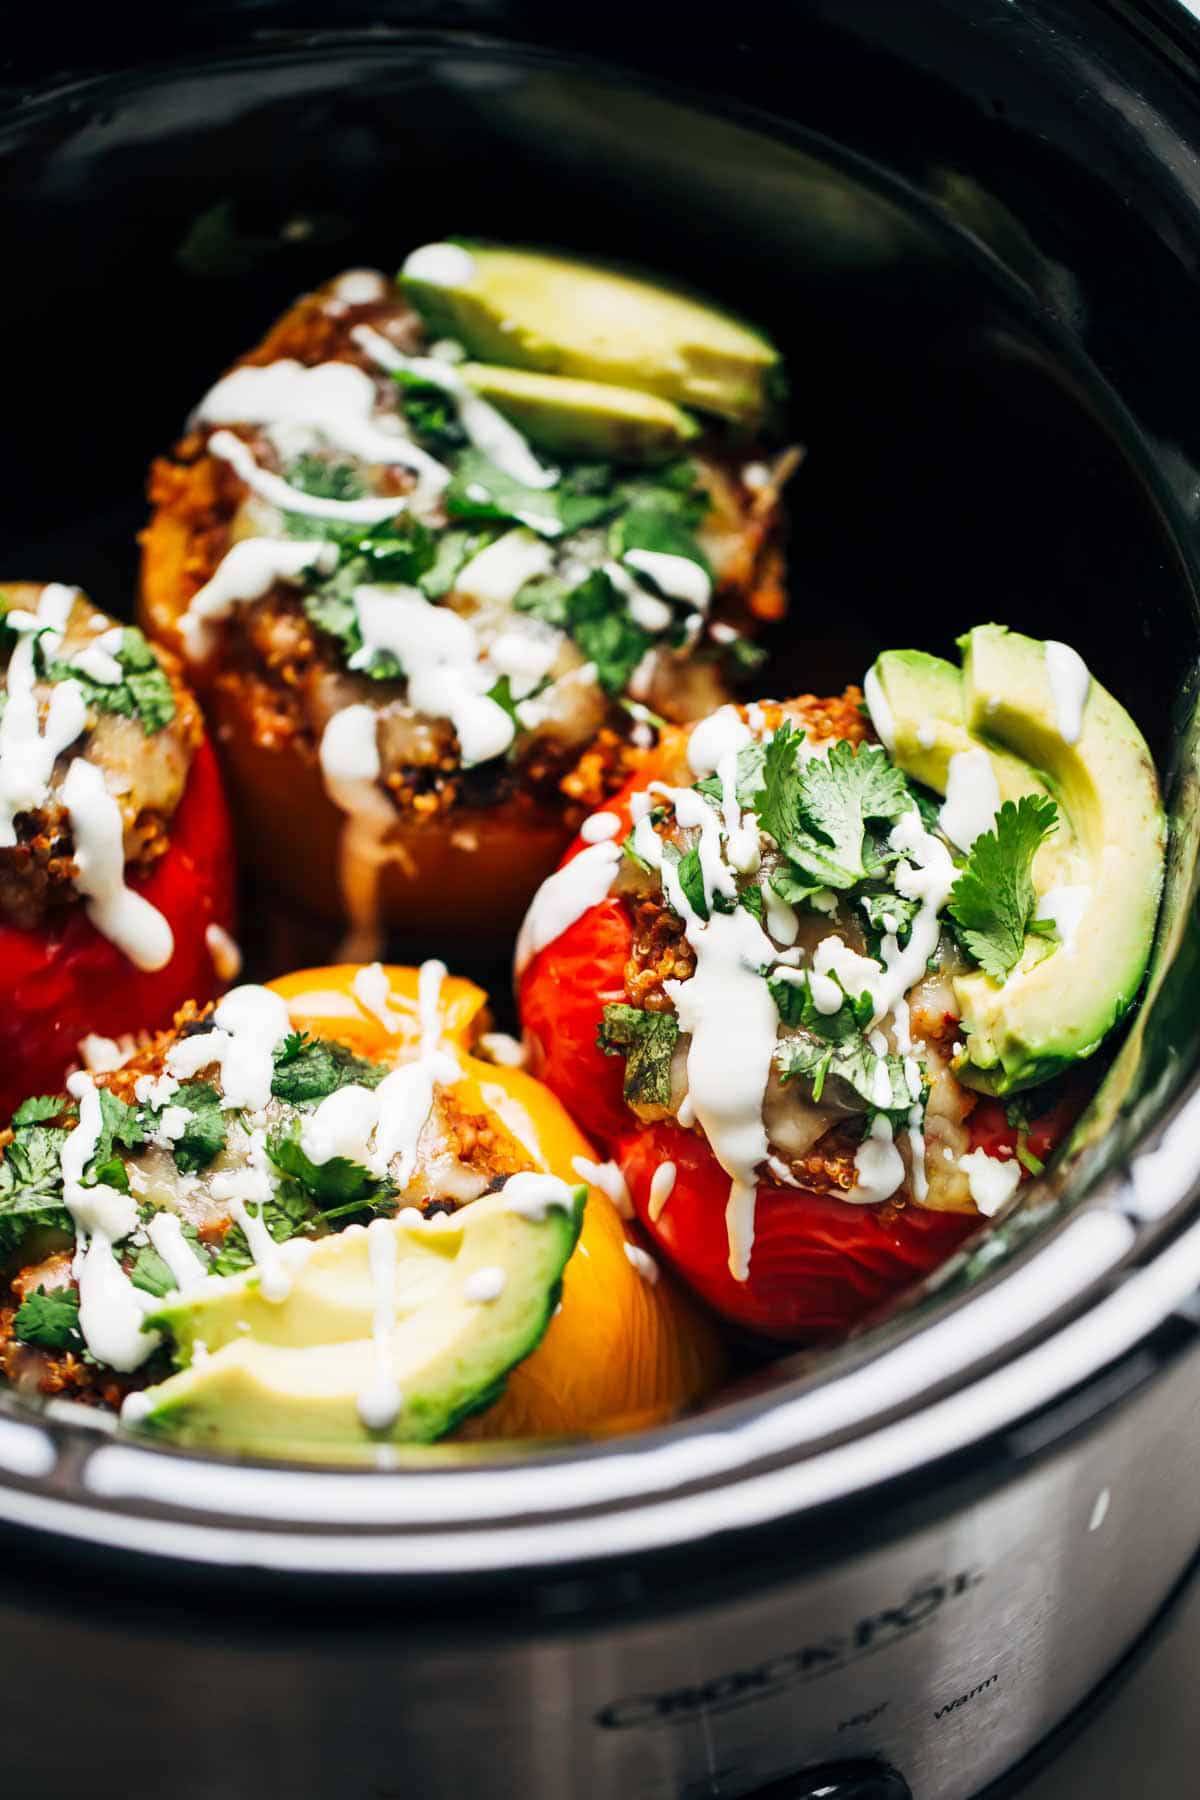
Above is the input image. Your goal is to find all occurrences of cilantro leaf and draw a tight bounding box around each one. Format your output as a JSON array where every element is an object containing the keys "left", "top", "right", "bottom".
[
  {"left": 947, "top": 795, "right": 1060, "bottom": 982},
  {"left": 753, "top": 728, "right": 911, "bottom": 891},
  {"left": 13, "top": 1285, "right": 82, "bottom": 1351},
  {"left": 774, "top": 1031, "right": 913, "bottom": 1114},
  {"left": 695, "top": 738, "right": 766, "bottom": 810},
  {"left": 10, "top": 1096, "right": 64, "bottom": 1128},
  {"left": 445, "top": 449, "right": 619, "bottom": 539},
  {"left": 768, "top": 972, "right": 870, "bottom": 1040},
  {"left": 129, "top": 1224, "right": 210, "bottom": 1298},
  {"left": 43, "top": 627, "right": 175, "bottom": 736},
  {"left": 596, "top": 1004, "right": 680, "bottom": 1109},
  {"left": 285, "top": 455, "right": 366, "bottom": 502},
  {"left": 84, "top": 1089, "right": 145, "bottom": 1191},
  {"left": 419, "top": 527, "right": 495, "bottom": 600},
  {"left": 270, "top": 1035, "right": 387, "bottom": 1107},
  {"left": 0, "top": 1116, "right": 72, "bottom": 1257},
  {"left": 267, "top": 1122, "right": 397, "bottom": 1225},
  {"left": 673, "top": 846, "right": 709, "bottom": 921},
  {"left": 858, "top": 891, "right": 919, "bottom": 943},
  {"left": 562, "top": 569, "right": 653, "bottom": 697},
  {"left": 608, "top": 493, "right": 711, "bottom": 578},
  {"left": 167, "top": 1081, "right": 227, "bottom": 1174},
  {"left": 390, "top": 369, "right": 468, "bottom": 455}
]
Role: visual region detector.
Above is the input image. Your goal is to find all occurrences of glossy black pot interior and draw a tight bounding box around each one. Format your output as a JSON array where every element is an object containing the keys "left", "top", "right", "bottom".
[{"left": 3, "top": 0, "right": 1200, "bottom": 1453}]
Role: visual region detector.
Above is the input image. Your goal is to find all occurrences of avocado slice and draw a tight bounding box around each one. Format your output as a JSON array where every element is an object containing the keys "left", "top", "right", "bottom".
[
  {"left": 130, "top": 1185, "right": 584, "bottom": 1454},
  {"left": 867, "top": 627, "right": 1164, "bottom": 1094},
  {"left": 401, "top": 241, "right": 782, "bottom": 427},
  {"left": 459, "top": 363, "right": 700, "bottom": 463}
]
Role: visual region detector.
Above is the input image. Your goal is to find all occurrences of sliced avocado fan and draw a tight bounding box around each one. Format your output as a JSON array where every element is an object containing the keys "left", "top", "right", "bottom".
[
  {"left": 401, "top": 240, "right": 783, "bottom": 428},
  {"left": 460, "top": 363, "right": 700, "bottom": 464},
  {"left": 131, "top": 1182, "right": 584, "bottom": 1456},
  {"left": 867, "top": 625, "right": 1165, "bottom": 1095}
]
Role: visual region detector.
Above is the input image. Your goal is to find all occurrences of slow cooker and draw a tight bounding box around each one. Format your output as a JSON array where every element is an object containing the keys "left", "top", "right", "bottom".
[{"left": 4, "top": 3, "right": 1200, "bottom": 1795}]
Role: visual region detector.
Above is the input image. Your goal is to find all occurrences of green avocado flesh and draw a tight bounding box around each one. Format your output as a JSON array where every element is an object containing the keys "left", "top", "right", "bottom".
[
  {"left": 868, "top": 627, "right": 1165, "bottom": 1094},
  {"left": 401, "top": 241, "right": 782, "bottom": 427},
  {"left": 133, "top": 1186, "right": 584, "bottom": 1457},
  {"left": 460, "top": 363, "right": 700, "bottom": 463}
]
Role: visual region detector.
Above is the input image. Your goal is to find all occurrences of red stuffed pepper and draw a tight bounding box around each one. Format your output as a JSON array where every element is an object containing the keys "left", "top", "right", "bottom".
[
  {"left": 517, "top": 628, "right": 1157, "bottom": 1341},
  {"left": 0, "top": 581, "right": 235, "bottom": 1117}
]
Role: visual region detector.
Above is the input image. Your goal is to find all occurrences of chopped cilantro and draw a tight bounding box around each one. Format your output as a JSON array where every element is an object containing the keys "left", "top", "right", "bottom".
[
  {"left": 486, "top": 674, "right": 522, "bottom": 732},
  {"left": 858, "top": 891, "right": 919, "bottom": 943},
  {"left": 673, "top": 845, "right": 709, "bottom": 921},
  {"left": 129, "top": 1225, "right": 210, "bottom": 1298},
  {"left": 755, "top": 729, "right": 911, "bottom": 889},
  {"left": 947, "top": 795, "right": 1060, "bottom": 982},
  {"left": 0, "top": 1114, "right": 72, "bottom": 1257},
  {"left": 445, "top": 449, "right": 619, "bottom": 539},
  {"left": 10, "top": 1096, "right": 63, "bottom": 1128},
  {"left": 84, "top": 1090, "right": 145, "bottom": 1192},
  {"left": 267, "top": 1122, "right": 396, "bottom": 1224},
  {"left": 561, "top": 569, "right": 653, "bottom": 696},
  {"left": 166, "top": 1081, "right": 227, "bottom": 1174},
  {"left": 596, "top": 1004, "right": 680, "bottom": 1109},
  {"left": 768, "top": 971, "right": 873, "bottom": 1038},
  {"left": 513, "top": 575, "right": 571, "bottom": 628},
  {"left": 775, "top": 1031, "right": 913, "bottom": 1114},
  {"left": 42, "top": 627, "right": 175, "bottom": 736},
  {"left": 419, "top": 527, "right": 494, "bottom": 600},
  {"left": 270, "top": 1035, "right": 387, "bottom": 1107},
  {"left": 285, "top": 455, "right": 367, "bottom": 502},
  {"left": 13, "top": 1285, "right": 82, "bottom": 1351},
  {"left": 608, "top": 491, "right": 711, "bottom": 578},
  {"left": 390, "top": 368, "right": 467, "bottom": 455},
  {"left": 738, "top": 882, "right": 765, "bottom": 923}
]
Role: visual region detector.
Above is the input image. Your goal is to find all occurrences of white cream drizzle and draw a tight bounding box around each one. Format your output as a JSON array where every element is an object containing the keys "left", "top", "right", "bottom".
[
  {"left": 402, "top": 241, "right": 478, "bottom": 288},
  {"left": 60, "top": 1073, "right": 159, "bottom": 1372},
  {"left": 318, "top": 706, "right": 394, "bottom": 964},
  {"left": 1039, "top": 882, "right": 1091, "bottom": 953},
  {"left": 179, "top": 537, "right": 336, "bottom": 660},
  {"left": 623, "top": 549, "right": 712, "bottom": 613},
  {"left": 205, "top": 922, "right": 243, "bottom": 983},
  {"left": 61, "top": 758, "right": 175, "bottom": 972},
  {"left": 502, "top": 1171, "right": 579, "bottom": 1220},
  {"left": 686, "top": 705, "right": 751, "bottom": 779},
  {"left": 647, "top": 1160, "right": 677, "bottom": 1223},
  {"left": 70, "top": 626, "right": 124, "bottom": 686},
  {"left": 352, "top": 323, "right": 556, "bottom": 489},
  {"left": 571, "top": 1155, "right": 633, "bottom": 1220},
  {"left": 146, "top": 1212, "right": 208, "bottom": 1294},
  {"left": 358, "top": 1217, "right": 403, "bottom": 1432},
  {"left": 939, "top": 746, "right": 1000, "bottom": 851},
  {"left": 1044, "top": 640, "right": 1091, "bottom": 744},
  {"left": 624, "top": 1242, "right": 659, "bottom": 1285},
  {"left": 165, "top": 985, "right": 292, "bottom": 1111},
  {"left": 514, "top": 840, "right": 622, "bottom": 977},
  {"left": 350, "top": 585, "right": 515, "bottom": 766},
  {"left": 0, "top": 584, "right": 87, "bottom": 847},
  {"left": 863, "top": 666, "right": 896, "bottom": 753},
  {"left": 579, "top": 811, "right": 621, "bottom": 844},
  {"left": 463, "top": 1265, "right": 507, "bottom": 1303},
  {"left": 848, "top": 1115, "right": 905, "bottom": 1205},
  {"left": 453, "top": 527, "right": 555, "bottom": 608},
  {"left": 207, "top": 430, "right": 415, "bottom": 524},
  {"left": 196, "top": 358, "right": 450, "bottom": 495}
]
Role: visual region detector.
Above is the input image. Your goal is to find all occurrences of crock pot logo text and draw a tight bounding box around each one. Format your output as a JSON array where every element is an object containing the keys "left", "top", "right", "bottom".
[{"left": 596, "top": 1570, "right": 983, "bottom": 1730}]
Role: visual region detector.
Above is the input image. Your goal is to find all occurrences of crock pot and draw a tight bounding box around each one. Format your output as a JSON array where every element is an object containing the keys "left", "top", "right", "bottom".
[{"left": 3, "top": 4, "right": 1200, "bottom": 1796}]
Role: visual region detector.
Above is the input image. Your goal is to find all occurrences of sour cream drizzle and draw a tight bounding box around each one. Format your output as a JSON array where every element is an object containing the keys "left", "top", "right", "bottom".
[
  {"left": 514, "top": 840, "right": 622, "bottom": 977},
  {"left": 179, "top": 537, "right": 337, "bottom": 660},
  {"left": 358, "top": 1217, "right": 403, "bottom": 1433},
  {"left": 939, "top": 746, "right": 1000, "bottom": 851},
  {"left": 207, "top": 430, "right": 414, "bottom": 524},
  {"left": 0, "top": 583, "right": 175, "bottom": 968},
  {"left": 196, "top": 358, "right": 451, "bottom": 496},
  {"left": 60, "top": 1073, "right": 159, "bottom": 1372},
  {"left": 61, "top": 758, "right": 175, "bottom": 972},
  {"left": 317, "top": 704, "right": 394, "bottom": 964},
  {"left": 352, "top": 323, "right": 556, "bottom": 489},
  {"left": 1044, "top": 640, "right": 1091, "bottom": 744}
]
